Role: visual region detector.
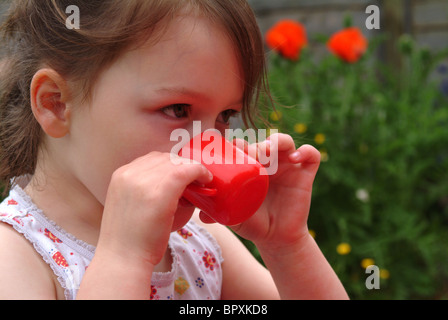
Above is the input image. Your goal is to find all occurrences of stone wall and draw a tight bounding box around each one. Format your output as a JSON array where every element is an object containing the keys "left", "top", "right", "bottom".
[
  {"left": 1, "top": 0, "right": 446, "bottom": 56},
  {"left": 248, "top": 0, "right": 448, "bottom": 53}
]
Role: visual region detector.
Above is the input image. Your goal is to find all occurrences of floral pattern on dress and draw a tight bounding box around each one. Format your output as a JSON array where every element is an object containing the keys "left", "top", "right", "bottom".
[
  {"left": 7, "top": 199, "right": 18, "bottom": 206},
  {"left": 195, "top": 277, "right": 205, "bottom": 288},
  {"left": 174, "top": 277, "right": 190, "bottom": 295},
  {"left": 202, "top": 251, "right": 217, "bottom": 271},
  {"left": 51, "top": 250, "right": 69, "bottom": 268},
  {"left": 12, "top": 217, "right": 23, "bottom": 226},
  {"left": 177, "top": 228, "right": 193, "bottom": 240},
  {"left": 45, "top": 228, "right": 63, "bottom": 243},
  {"left": 150, "top": 285, "right": 160, "bottom": 300}
]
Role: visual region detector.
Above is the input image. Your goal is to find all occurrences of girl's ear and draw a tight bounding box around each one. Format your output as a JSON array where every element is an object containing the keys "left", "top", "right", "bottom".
[{"left": 30, "top": 69, "right": 71, "bottom": 138}]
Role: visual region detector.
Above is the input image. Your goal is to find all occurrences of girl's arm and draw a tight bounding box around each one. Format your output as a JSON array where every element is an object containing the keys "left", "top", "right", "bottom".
[
  {"left": 256, "top": 234, "right": 349, "bottom": 300},
  {"left": 77, "top": 152, "right": 213, "bottom": 299},
  {"left": 0, "top": 223, "right": 60, "bottom": 299},
  {"left": 201, "top": 218, "right": 347, "bottom": 300},
  {"left": 76, "top": 245, "right": 155, "bottom": 300}
]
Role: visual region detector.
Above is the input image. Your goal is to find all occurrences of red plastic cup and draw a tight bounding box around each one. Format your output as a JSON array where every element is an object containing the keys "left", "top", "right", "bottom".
[{"left": 179, "top": 130, "right": 269, "bottom": 225}]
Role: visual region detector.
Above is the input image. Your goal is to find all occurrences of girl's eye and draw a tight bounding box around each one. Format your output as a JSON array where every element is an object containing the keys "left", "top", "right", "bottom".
[
  {"left": 217, "top": 109, "right": 240, "bottom": 124},
  {"left": 161, "top": 104, "right": 191, "bottom": 119}
]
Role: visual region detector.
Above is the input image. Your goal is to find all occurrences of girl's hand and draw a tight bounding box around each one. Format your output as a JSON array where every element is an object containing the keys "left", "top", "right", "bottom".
[
  {"left": 223, "top": 134, "right": 348, "bottom": 300},
  {"left": 97, "top": 152, "right": 213, "bottom": 268},
  {"left": 230, "top": 133, "right": 321, "bottom": 252}
]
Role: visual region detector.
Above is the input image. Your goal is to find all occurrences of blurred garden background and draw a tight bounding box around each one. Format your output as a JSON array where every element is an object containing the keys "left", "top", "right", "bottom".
[{"left": 242, "top": 0, "right": 448, "bottom": 299}]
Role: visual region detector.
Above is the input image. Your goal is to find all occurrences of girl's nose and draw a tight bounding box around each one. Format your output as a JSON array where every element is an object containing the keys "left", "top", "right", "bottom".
[{"left": 187, "top": 119, "right": 217, "bottom": 138}]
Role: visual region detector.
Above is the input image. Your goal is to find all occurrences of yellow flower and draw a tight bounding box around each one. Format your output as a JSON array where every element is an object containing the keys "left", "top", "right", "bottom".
[
  {"left": 294, "top": 123, "right": 307, "bottom": 134},
  {"left": 314, "top": 133, "right": 326, "bottom": 145},
  {"left": 308, "top": 229, "right": 316, "bottom": 239},
  {"left": 380, "top": 269, "right": 390, "bottom": 279},
  {"left": 361, "top": 258, "right": 375, "bottom": 269},
  {"left": 270, "top": 111, "right": 282, "bottom": 122},
  {"left": 319, "top": 149, "right": 329, "bottom": 162},
  {"left": 336, "top": 242, "right": 351, "bottom": 255}
]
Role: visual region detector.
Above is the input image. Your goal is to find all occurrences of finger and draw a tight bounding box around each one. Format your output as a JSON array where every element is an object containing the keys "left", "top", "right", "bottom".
[
  {"left": 181, "top": 162, "right": 214, "bottom": 186},
  {"left": 289, "top": 144, "right": 321, "bottom": 165},
  {"left": 232, "top": 138, "right": 249, "bottom": 153},
  {"left": 163, "top": 156, "right": 214, "bottom": 196},
  {"left": 245, "top": 139, "right": 271, "bottom": 163},
  {"left": 290, "top": 145, "right": 321, "bottom": 188},
  {"left": 267, "top": 133, "right": 296, "bottom": 154}
]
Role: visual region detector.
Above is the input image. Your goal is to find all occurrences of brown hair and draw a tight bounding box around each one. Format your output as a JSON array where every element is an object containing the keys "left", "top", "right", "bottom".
[{"left": 0, "top": 0, "right": 271, "bottom": 188}]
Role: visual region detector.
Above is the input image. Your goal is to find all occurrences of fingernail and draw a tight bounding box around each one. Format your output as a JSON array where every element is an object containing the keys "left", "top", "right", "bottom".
[{"left": 290, "top": 151, "right": 301, "bottom": 161}]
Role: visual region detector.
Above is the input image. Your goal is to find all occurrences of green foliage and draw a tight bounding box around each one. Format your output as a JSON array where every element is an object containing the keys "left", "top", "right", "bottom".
[{"left": 260, "top": 34, "right": 448, "bottom": 299}]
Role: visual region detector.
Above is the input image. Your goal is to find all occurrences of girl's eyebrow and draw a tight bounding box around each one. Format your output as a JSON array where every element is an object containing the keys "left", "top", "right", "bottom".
[
  {"left": 155, "top": 86, "right": 243, "bottom": 107},
  {"left": 155, "top": 86, "right": 207, "bottom": 100}
]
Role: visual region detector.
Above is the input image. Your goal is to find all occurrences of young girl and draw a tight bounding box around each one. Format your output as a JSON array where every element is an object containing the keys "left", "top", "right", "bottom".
[{"left": 0, "top": 0, "right": 348, "bottom": 300}]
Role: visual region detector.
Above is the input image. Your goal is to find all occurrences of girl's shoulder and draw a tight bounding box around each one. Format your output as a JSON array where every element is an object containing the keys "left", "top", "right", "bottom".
[
  {"left": 0, "top": 221, "right": 59, "bottom": 299},
  {"left": 0, "top": 185, "right": 63, "bottom": 299}
]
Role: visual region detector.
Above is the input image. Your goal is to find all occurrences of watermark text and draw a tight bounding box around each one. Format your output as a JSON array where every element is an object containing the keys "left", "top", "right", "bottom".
[
  {"left": 365, "top": 5, "right": 380, "bottom": 30},
  {"left": 66, "top": 5, "right": 80, "bottom": 30},
  {"left": 170, "top": 121, "right": 278, "bottom": 175}
]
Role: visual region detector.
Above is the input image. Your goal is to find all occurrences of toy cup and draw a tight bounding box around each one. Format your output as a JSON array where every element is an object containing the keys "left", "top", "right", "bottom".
[{"left": 179, "top": 130, "right": 269, "bottom": 226}]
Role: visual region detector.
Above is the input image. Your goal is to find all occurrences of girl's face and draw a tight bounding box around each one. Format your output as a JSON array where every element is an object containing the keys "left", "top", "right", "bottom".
[{"left": 66, "top": 15, "right": 244, "bottom": 229}]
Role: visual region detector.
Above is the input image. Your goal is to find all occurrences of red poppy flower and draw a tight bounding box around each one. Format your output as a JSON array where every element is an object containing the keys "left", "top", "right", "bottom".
[
  {"left": 327, "top": 27, "right": 368, "bottom": 63},
  {"left": 265, "top": 20, "right": 308, "bottom": 60}
]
